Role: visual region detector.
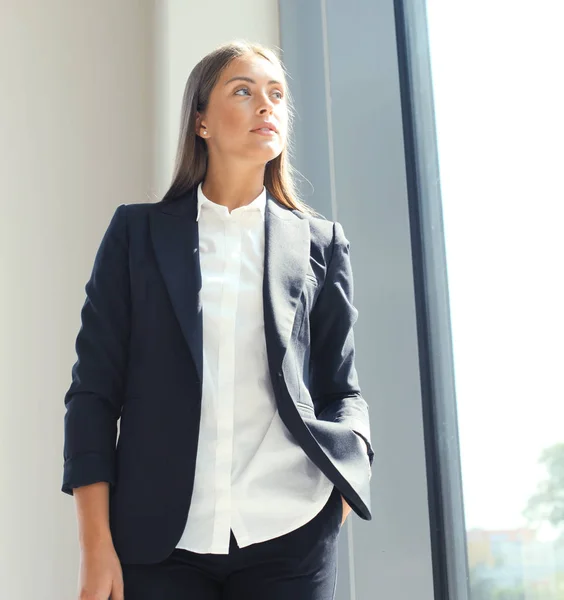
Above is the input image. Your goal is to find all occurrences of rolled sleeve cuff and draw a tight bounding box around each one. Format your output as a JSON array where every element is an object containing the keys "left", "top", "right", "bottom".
[
  {"left": 346, "top": 419, "right": 374, "bottom": 466},
  {"left": 62, "top": 453, "right": 116, "bottom": 496},
  {"left": 351, "top": 430, "right": 374, "bottom": 480}
]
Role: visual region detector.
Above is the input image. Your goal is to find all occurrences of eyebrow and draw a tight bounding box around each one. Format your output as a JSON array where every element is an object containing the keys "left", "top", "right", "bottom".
[{"left": 224, "top": 76, "right": 283, "bottom": 87}]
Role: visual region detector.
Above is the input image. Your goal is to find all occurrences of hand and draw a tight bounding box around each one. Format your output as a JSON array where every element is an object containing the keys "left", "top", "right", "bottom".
[
  {"left": 340, "top": 494, "right": 352, "bottom": 527},
  {"left": 78, "top": 539, "right": 124, "bottom": 600}
]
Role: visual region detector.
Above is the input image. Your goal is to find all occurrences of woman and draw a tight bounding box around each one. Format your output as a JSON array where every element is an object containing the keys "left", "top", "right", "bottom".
[{"left": 62, "top": 40, "right": 373, "bottom": 600}]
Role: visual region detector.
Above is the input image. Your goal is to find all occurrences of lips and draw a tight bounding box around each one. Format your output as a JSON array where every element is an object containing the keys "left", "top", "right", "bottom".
[{"left": 251, "top": 123, "right": 278, "bottom": 133}]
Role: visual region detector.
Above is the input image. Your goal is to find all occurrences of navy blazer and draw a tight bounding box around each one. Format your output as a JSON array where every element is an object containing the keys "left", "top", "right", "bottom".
[{"left": 62, "top": 186, "right": 373, "bottom": 564}]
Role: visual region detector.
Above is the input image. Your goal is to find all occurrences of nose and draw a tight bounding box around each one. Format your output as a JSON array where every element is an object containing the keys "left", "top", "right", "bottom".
[{"left": 256, "top": 93, "right": 275, "bottom": 115}]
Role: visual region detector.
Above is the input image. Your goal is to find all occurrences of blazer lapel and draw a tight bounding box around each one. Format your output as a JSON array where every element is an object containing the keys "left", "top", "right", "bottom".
[
  {"left": 263, "top": 192, "right": 311, "bottom": 378},
  {"left": 149, "top": 186, "right": 311, "bottom": 387},
  {"left": 149, "top": 187, "right": 203, "bottom": 384}
]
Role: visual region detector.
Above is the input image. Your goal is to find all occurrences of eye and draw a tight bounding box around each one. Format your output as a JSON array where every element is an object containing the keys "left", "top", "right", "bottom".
[
  {"left": 272, "top": 90, "right": 284, "bottom": 100},
  {"left": 234, "top": 87, "right": 251, "bottom": 96}
]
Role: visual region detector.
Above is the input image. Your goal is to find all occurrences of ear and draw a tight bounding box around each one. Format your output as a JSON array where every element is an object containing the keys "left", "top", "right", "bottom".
[{"left": 195, "top": 111, "right": 208, "bottom": 139}]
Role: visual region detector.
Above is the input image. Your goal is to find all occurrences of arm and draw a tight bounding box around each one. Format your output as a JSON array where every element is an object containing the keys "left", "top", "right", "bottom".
[
  {"left": 74, "top": 482, "right": 124, "bottom": 600},
  {"left": 74, "top": 482, "right": 112, "bottom": 545},
  {"left": 309, "top": 221, "right": 374, "bottom": 467},
  {"left": 62, "top": 205, "right": 129, "bottom": 598},
  {"left": 62, "top": 204, "right": 130, "bottom": 495}
]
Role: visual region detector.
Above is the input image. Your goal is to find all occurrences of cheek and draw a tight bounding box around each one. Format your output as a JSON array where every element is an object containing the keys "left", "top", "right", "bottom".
[
  {"left": 217, "top": 110, "right": 244, "bottom": 136},
  {"left": 276, "top": 110, "right": 289, "bottom": 138}
]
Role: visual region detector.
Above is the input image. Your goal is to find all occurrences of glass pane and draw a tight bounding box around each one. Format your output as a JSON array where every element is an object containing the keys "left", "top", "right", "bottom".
[{"left": 426, "top": 2, "right": 564, "bottom": 598}]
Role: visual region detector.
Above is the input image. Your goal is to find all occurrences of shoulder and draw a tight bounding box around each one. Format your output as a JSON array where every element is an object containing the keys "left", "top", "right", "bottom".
[
  {"left": 120, "top": 199, "right": 160, "bottom": 217},
  {"left": 292, "top": 206, "right": 333, "bottom": 243},
  {"left": 291, "top": 207, "right": 348, "bottom": 255},
  {"left": 115, "top": 199, "right": 167, "bottom": 230}
]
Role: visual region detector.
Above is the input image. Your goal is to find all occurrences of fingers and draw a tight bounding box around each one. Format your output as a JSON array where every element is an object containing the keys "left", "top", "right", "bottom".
[
  {"left": 340, "top": 494, "right": 352, "bottom": 526},
  {"left": 110, "top": 580, "right": 124, "bottom": 600}
]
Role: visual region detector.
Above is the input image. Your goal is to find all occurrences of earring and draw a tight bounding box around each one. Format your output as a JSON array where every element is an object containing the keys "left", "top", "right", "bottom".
[{"left": 202, "top": 129, "right": 207, "bottom": 136}]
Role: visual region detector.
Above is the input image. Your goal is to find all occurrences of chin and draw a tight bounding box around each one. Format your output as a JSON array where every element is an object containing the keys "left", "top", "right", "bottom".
[
  {"left": 261, "top": 144, "right": 285, "bottom": 161},
  {"left": 237, "top": 139, "right": 285, "bottom": 165}
]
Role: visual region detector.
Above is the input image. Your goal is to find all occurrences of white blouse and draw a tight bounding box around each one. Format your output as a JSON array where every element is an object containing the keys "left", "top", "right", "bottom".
[{"left": 175, "top": 183, "right": 335, "bottom": 554}]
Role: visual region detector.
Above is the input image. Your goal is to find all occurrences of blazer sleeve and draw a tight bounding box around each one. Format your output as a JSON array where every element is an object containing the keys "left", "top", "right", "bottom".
[
  {"left": 61, "top": 204, "right": 130, "bottom": 495},
  {"left": 309, "top": 221, "right": 374, "bottom": 467}
]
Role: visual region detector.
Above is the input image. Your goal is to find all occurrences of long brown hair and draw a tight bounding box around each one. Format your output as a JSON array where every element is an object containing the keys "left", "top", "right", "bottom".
[{"left": 161, "top": 40, "right": 318, "bottom": 216}]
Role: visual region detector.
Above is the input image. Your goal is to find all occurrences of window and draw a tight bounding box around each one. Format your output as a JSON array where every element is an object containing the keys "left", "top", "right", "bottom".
[{"left": 407, "top": 2, "right": 564, "bottom": 598}]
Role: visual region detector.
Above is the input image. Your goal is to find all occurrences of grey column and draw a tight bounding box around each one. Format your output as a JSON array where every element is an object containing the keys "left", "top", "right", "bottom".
[{"left": 279, "top": 1, "right": 436, "bottom": 599}]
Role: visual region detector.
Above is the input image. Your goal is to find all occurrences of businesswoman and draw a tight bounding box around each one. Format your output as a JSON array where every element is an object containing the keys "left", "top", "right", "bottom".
[{"left": 62, "top": 40, "right": 373, "bottom": 600}]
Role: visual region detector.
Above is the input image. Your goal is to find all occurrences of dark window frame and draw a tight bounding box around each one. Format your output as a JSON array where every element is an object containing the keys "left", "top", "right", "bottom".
[{"left": 394, "top": 2, "right": 471, "bottom": 599}]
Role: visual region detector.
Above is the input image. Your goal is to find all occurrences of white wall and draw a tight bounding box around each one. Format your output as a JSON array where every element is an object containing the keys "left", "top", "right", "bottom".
[{"left": 0, "top": 1, "right": 278, "bottom": 597}]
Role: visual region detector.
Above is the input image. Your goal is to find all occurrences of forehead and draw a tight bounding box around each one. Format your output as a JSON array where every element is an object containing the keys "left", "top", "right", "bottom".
[{"left": 219, "top": 53, "right": 285, "bottom": 85}]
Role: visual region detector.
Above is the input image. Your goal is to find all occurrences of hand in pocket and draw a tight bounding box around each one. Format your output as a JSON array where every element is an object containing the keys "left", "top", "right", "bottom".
[{"left": 340, "top": 495, "right": 352, "bottom": 527}]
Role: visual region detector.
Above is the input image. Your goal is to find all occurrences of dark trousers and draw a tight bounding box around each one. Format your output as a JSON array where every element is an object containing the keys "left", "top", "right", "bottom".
[{"left": 121, "top": 485, "right": 343, "bottom": 599}]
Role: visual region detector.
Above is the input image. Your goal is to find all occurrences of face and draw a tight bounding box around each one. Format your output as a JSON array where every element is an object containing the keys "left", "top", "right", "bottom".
[{"left": 196, "top": 53, "right": 288, "bottom": 164}]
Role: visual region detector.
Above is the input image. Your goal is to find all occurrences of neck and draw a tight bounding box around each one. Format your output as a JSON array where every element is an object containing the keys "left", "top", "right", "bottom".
[{"left": 202, "top": 158, "right": 266, "bottom": 211}]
